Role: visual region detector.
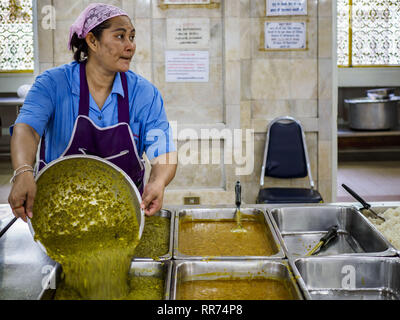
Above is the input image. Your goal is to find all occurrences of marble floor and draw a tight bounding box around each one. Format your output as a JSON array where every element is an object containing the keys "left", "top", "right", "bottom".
[{"left": 337, "top": 161, "right": 400, "bottom": 202}]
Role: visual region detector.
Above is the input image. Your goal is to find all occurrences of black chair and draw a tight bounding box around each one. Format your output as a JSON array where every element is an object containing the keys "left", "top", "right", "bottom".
[{"left": 256, "top": 116, "right": 323, "bottom": 204}]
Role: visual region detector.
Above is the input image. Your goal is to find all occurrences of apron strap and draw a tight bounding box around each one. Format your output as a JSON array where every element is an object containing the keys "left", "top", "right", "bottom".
[
  {"left": 79, "top": 61, "right": 90, "bottom": 116},
  {"left": 79, "top": 61, "right": 130, "bottom": 124},
  {"left": 118, "top": 72, "right": 130, "bottom": 124}
]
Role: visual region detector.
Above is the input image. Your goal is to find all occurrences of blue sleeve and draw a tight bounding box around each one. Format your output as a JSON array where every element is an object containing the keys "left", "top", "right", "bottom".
[
  {"left": 142, "top": 88, "right": 176, "bottom": 161},
  {"left": 10, "top": 71, "right": 55, "bottom": 137}
]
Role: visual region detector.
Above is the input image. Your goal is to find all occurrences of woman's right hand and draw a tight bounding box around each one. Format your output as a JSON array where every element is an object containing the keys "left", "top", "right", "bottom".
[{"left": 8, "top": 171, "right": 37, "bottom": 223}]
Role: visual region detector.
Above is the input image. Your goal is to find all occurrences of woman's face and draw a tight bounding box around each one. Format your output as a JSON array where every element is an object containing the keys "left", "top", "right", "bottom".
[{"left": 88, "top": 16, "right": 136, "bottom": 73}]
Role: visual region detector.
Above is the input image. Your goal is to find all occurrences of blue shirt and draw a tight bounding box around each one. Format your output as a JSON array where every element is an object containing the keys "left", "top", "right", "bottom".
[{"left": 12, "top": 61, "right": 176, "bottom": 163}]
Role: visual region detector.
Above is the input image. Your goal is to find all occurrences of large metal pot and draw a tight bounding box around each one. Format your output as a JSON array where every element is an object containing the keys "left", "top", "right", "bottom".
[
  {"left": 344, "top": 96, "right": 400, "bottom": 130},
  {"left": 28, "top": 155, "right": 145, "bottom": 254}
]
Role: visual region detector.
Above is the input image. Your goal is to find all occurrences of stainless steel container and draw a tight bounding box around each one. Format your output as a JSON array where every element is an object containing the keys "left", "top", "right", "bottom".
[
  {"left": 173, "top": 207, "right": 285, "bottom": 260},
  {"left": 38, "top": 260, "right": 173, "bottom": 300},
  {"left": 356, "top": 203, "right": 400, "bottom": 256},
  {"left": 291, "top": 256, "right": 400, "bottom": 300},
  {"left": 171, "top": 260, "right": 304, "bottom": 300},
  {"left": 133, "top": 209, "right": 175, "bottom": 261},
  {"left": 267, "top": 206, "right": 397, "bottom": 258},
  {"left": 344, "top": 96, "right": 400, "bottom": 130}
]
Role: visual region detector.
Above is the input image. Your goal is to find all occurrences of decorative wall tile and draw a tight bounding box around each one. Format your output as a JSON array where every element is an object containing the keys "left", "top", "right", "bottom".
[
  {"left": 318, "top": 0, "right": 332, "bottom": 18},
  {"left": 251, "top": 59, "right": 292, "bottom": 100},
  {"left": 290, "top": 59, "right": 318, "bottom": 100},
  {"left": 133, "top": 18, "right": 151, "bottom": 63},
  {"left": 225, "top": 18, "right": 240, "bottom": 61},
  {"left": 318, "top": 17, "right": 332, "bottom": 58},
  {"left": 318, "top": 58, "right": 333, "bottom": 100},
  {"left": 53, "top": 1, "right": 84, "bottom": 21},
  {"left": 53, "top": 20, "right": 74, "bottom": 65}
]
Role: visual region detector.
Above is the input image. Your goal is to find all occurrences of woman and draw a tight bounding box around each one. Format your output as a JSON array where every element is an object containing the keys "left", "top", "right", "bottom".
[{"left": 8, "top": 3, "right": 177, "bottom": 222}]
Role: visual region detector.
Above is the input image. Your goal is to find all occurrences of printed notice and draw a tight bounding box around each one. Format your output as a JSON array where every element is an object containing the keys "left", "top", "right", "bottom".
[
  {"left": 163, "top": 0, "right": 210, "bottom": 4},
  {"left": 165, "top": 51, "right": 209, "bottom": 82},
  {"left": 167, "top": 19, "right": 210, "bottom": 49},
  {"left": 265, "top": 22, "right": 306, "bottom": 49},
  {"left": 266, "top": 0, "right": 307, "bottom": 16}
]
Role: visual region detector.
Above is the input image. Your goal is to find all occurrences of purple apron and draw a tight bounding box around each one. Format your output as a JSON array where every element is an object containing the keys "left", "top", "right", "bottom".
[{"left": 38, "top": 61, "right": 145, "bottom": 194}]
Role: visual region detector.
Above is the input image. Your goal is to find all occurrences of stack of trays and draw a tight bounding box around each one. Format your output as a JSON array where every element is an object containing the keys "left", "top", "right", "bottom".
[{"left": 266, "top": 205, "right": 400, "bottom": 300}]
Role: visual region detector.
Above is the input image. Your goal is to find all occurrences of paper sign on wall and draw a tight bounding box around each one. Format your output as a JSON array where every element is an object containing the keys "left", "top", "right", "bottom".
[
  {"left": 265, "top": 22, "right": 306, "bottom": 49},
  {"left": 167, "top": 19, "right": 210, "bottom": 49},
  {"left": 163, "top": 0, "right": 210, "bottom": 4},
  {"left": 165, "top": 51, "right": 209, "bottom": 82},
  {"left": 266, "top": 0, "right": 307, "bottom": 16}
]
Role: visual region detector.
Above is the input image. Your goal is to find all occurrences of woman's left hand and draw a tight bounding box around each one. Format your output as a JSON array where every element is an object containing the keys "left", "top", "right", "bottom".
[
  {"left": 140, "top": 180, "right": 165, "bottom": 216},
  {"left": 140, "top": 152, "right": 178, "bottom": 216}
]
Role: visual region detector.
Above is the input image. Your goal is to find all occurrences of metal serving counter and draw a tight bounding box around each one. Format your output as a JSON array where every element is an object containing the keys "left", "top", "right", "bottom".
[
  {"left": 0, "top": 204, "right": 56, "bottom": 300},
  {"left": 1, "top": 201, "right": 399, "bottom": 300}
]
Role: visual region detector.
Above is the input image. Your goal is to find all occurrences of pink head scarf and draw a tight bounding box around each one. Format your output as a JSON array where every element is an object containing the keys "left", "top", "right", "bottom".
[{"left": 68, "top": 3, "right": 129, "bottom": 50}]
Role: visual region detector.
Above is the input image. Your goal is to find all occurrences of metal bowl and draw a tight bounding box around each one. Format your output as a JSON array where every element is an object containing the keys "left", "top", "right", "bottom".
[{"left": 28, "top": 155, "right": 144, "bottom": 254}]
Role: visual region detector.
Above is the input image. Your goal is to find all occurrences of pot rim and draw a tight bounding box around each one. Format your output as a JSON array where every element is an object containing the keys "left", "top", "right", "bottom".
[
  {"left": 345, "top": 96, "right": 400, "bottom": 104},
  {"left": 28, "top": 154, "right": 145, "bottom": 255}
]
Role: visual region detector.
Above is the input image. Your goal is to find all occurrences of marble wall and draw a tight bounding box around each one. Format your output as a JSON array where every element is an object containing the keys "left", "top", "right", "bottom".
[{"left": 36, "top": 0, "right": 334, "bottom": 204}]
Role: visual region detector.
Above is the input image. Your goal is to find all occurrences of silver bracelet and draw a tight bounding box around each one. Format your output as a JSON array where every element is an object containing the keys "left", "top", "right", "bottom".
[
  {"left": 14, "top": 164, "right": 33, "bottom": 172},
  {"left": 10, "top": 168, "right": 34, "bottom": 184}
]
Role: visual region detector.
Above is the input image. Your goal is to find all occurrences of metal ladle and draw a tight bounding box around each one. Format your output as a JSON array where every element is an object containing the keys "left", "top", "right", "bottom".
[
  {"left": 342, "top": 184, "right": 385, "bottom": 222},
  {"left": 231, "top": 181, "right": 247, "bottom": 233}
]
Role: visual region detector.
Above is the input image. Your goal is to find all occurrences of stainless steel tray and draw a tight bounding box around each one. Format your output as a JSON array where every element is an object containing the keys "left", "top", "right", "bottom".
[
  {"left": 0, "top": 212, "right": 57, "bottom": 300},
  {"left": 171, "top": 260, "right": 303, "bottom": 300},
  {"left": 128, "top": 260, "right": 173, "bottom": 300},
  {"left": 173, "top": 207, "right": 285, "bottom": 260},
  {"left": 38, "top": 260, "right": 173, "bottom": 300},
  {"left": 356, "top": 203, "right": 400, "bottom": 256},
  {"left": 291, "top": 256, "right": 400, "bottom": 300},
  {"left": 267, "top": 206, "right": 397, "bottom": 258},
  {"left": 133, "top": 209, "right": 175, "bottom": 261}
]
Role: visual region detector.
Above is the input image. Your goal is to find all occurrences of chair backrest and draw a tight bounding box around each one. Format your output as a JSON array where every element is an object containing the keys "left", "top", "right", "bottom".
[{"left": 260, "top": 116, "right": 315, "bottom": 188}]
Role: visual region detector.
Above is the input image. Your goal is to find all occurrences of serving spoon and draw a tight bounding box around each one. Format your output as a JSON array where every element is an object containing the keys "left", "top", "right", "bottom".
[
  {"left": 231, "top": 181, "right": 247, "bottom": 233},
  {"left": 342, "top": 183, "right": 385, "bottom": 222}
]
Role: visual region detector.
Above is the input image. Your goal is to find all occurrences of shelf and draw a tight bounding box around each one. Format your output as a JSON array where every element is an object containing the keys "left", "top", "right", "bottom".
[
  {"left": 338, "top": 125, "right": 400, "bottom": 138},
  {"left": 0, "top": 97, "right": 24, "bottom": 106}
]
